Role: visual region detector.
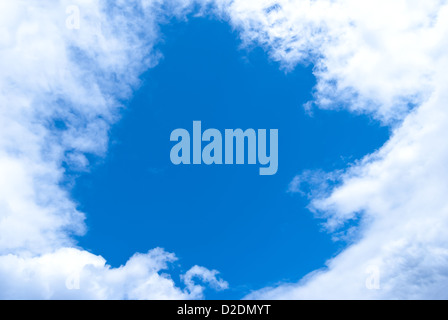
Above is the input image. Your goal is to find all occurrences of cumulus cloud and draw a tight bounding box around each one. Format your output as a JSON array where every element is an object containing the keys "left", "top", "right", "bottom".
[
  {"left": 0, "top": 0, "right": 227, "bottom": 299},
  {"left": 0, "top": 0, "right": 157, "bottom": 255},
  {"left": 217, "top": 0, "right": 445, "bottom": 123},
  {"left": 0, "top": 247, "right": 227, "bottom": 299},
  {"left": 183, "top": 265, "right": 230, "bottom": 298},
  {"left": 226, "top": 0, "right": 448, "bottom": 300}
]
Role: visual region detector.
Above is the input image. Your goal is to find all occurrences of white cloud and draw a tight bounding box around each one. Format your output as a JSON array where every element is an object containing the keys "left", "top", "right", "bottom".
[
  {"left": 0, "top": 0, "right": 227, "bottom": 299},
  {"left": 217, "top": 0, "right": 444, "bottom": 123},
  {"left": 183, "top": 265, "right": 230, "bottom": 298},
  {"left": 225, "top": 0, "right": 448, "bottom": 300},
  {"left": 0, "top": 247, "right": 227, "bottom": 299}
]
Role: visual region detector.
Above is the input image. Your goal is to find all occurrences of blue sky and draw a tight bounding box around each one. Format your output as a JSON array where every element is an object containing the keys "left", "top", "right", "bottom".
[{"left": 71, "top": 17, "right": 389, "bottom": 299}]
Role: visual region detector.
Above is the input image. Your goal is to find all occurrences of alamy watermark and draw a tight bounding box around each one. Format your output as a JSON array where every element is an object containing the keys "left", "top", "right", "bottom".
[
  {"left": 170, "top": 121, "right": 278, "bottom": 176},
  {"left": 65, "top": 272, "right": 81, "bottom": 290},
  {"left": 365, "top": 265, "right": 381, "bottom": 290},
  {"left": 66, "top": 5, "right": 80, "bottom": 30}
]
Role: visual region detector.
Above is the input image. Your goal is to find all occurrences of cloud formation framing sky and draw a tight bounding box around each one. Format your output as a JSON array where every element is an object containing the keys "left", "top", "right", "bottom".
[{"left": 1, "top": 0, "right": 448, "bottom": 299}]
